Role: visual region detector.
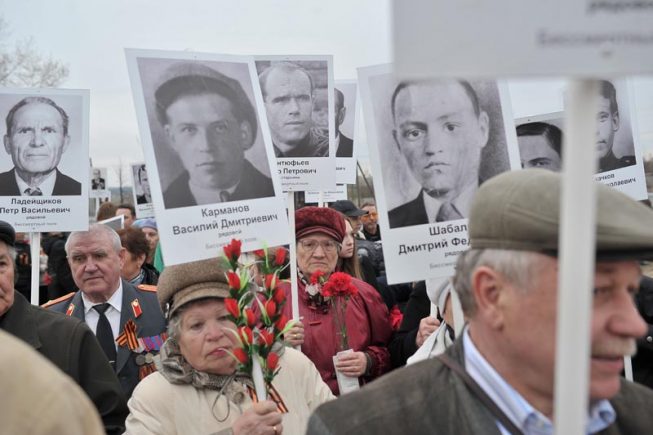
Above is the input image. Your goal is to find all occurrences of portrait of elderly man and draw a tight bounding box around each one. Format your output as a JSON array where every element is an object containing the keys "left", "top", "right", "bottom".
[
  {"left": 0, "top": 96, "right": 81, "bottom": 196},
  {"left": 154, "top": 62, "right": 275, "bottom": 209},
  {"left": 134, "top": 164, "right": 151, "bottom": 204},
  {"left": 387, "top": 80, "right": 490, "bottom": 228},
  {"left": 309, "top": 169, "right": 653, "bottom": 434},
  {"left": 91, "top": 168, "right": 106, "bottom": 190},
  {"left": 517, "top": 121, "right": 563, "bottom": 172},
  {"left": 258, "top": 62, "right": 329, "bottom": 158},
  {"left": 596, "top": 80, "right": 635, "bottom": 173}
]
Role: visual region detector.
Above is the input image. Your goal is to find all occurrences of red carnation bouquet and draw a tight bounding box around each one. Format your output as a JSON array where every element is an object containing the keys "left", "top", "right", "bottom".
[
  {"left": 222, "top": 240, "right": 293, "bottom": 396},
  {"left": 322, "top": 272, "right": 358, "bottom": 351}
]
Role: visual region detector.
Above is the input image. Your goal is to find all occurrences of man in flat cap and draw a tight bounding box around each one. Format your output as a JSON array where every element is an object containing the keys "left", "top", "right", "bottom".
[
  {"left": 0, "top": 96, "right": 81, "bottom": 196},
  {"left": 308, "top": 168, "right": 653, "bottom": 434},
  {"left": 44, "top": 224, "right": 167, "bottom": 399},
  {"left": 0, "top": 220, "right": 128, "bottom": 435},
  {"left": 258, "top": 62, "right": 329, "bottom": 158},
  {"left": 155, "top": 62, "right": 275, "bottom": 209}
]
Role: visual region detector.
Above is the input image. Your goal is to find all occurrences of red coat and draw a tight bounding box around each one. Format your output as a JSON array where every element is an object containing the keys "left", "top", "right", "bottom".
[{"left": 280, "top": 276, "right": 392, "bottom": 395}]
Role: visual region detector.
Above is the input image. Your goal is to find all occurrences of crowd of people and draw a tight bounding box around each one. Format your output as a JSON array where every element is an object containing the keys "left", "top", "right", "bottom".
[{"left": 3, "top": 168, "right": 653, "bottom": 434}]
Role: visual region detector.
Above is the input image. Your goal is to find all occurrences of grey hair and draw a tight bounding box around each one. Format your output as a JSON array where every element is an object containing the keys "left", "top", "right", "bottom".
[
  {"left": 65, "top": 224, "right": 122, "bottom": 256},
  {"left": 168, "top": 311, "right": 183, "bottom": 342},
  {"left": 453, "top": 248, "right": 543, "bottom": 317}
]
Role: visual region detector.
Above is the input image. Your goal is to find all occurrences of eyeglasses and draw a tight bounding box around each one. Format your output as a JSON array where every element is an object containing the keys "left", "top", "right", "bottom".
[
  {"left": 297, "top": 239, "right": 341, "bottom": 253},
  {"left": 361, "top": 212, "right": 378, "bottom": 221}
]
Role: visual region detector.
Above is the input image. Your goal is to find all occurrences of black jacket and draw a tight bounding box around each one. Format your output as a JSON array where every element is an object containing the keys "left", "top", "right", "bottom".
[
  {"left": 0, "top": 168, "right": 81, "bottom": 196},
  {"left": 0, "top": 292, "right": 128, "bottom": 434}
]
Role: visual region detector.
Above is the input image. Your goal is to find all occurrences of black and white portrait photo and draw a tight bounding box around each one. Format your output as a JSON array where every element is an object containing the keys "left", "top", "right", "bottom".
[
  {"left": 91, "top": 167, "right": 107, "bottom": 190},
  {"left": 136, "top": 57, "right": 275, "bottom": 209},
  {"left": 255, "top": 59, "right": 331, "bottom": 159},
  {"left": 594, "top": 80, "right": 636, "bottom": 174},
  {"left": 0, "top": 95, "right": 83, "bottom": 197},
  {"left": 334, "top": 82, "right": 357, "bottom": 158},
  {"left": 132, "top": 164, "right": 151, "bottom": 204},
  {"left": 365, "top": 74, "right": 513, "bottom": 229}
]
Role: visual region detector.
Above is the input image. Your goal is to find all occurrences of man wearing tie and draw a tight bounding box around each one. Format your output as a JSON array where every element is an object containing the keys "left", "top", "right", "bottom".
[
  {"left": 0, "top": 96, "right": 81, "bottom": 196},
  {"left": 44, "top": 224, "right": 167, "bottom": 399},
  {"left": 388, "top": 80, "right": 489, "bottom": 228}
]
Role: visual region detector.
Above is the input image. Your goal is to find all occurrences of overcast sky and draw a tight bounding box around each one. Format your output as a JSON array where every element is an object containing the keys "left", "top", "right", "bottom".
[{"left": 2, "top": 0, "right": 652, "bottom": 185}]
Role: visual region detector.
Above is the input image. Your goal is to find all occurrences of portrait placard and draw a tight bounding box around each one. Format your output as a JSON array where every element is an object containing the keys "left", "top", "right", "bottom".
[
  {"left": 304, "top": 185, "right": 348, "bottom": 204},
  {"left": 358, "top": 64, "right": 521, "bottom": 284},
  {"left": 90, "top": 167, "right": 110, "bottom": 199},
  {"left": 394, "top": 0, "right": 653, "bottom": 78},
  {"left": 515, "top": 80, "right": 647, "bottom": 200},
  {"left": 126, "top": 49, "right": 290, "bottom": 266},
  {"left": 130, "top": 163, "right": 155, "bottom": 218},
  {"left": 334, "top": 80, "right": 358, "bottom": 184},
  {"left": 254, "top": 55, "right": 337, "bottom": 191},
  {"left": 0, "top": 88, "right": 90, "bottom": 232}
]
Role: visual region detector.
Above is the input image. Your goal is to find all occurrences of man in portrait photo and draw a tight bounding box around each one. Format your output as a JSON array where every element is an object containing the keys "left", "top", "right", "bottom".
[
  {"left": 258, "top": 62, "right": 329, "bottom": 158},
  {"left": 335, "top": 88, "right": 353, "bottom": 158},
  {"left": 134, "top": 164, "right": 151, "bottom": 205},
  {"left": 388, "top": 80, "right": 489, "bottom": 228},
  {"left": 596, "top": 80, "right": 635, "bottom": 173},
  {"left": 154, "top": 62, "right": 275, "bottom": 209},
  {"left": 91, "top": 168, "right": 106, "bottom": 190},
  {"left": 0, "top": 96, "right": 81, "bottom": 196},
  {"left": 517, "top": 122, "right": 563, "bottom": 172}
]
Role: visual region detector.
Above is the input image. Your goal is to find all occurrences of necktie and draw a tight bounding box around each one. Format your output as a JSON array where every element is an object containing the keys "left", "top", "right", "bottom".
[
  {"left": 436, "top": 202, "right": 463, "bottom": 222},
  {"left": 219, "top": 191, "right": 231, "bottom": 202},
  {"left": 24, "top": 187, "right": 42, "bottom": 196},
  {"left": 93, "top": 303, "right": 117, "bottom": 365}
]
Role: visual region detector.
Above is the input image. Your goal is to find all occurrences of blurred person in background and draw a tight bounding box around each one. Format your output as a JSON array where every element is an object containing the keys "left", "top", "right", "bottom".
[{"left": 117, "top": 227, "right": 159, "bottom": 286}]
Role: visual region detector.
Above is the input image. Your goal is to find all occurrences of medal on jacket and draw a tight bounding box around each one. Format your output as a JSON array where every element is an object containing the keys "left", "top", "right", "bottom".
[
  {"left": 131, "top": 299, "right": 142, "bottom": 318},
  {"left": 66, "top": 303, "right": 75, "bottom": 316}
]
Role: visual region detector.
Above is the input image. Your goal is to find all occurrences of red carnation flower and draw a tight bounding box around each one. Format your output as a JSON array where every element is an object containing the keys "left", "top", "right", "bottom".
[
  {"left": 264, "top": 299, "right": 277, "bottom": 318},
  {"left": 310, "top": 270, "right": 326, "bottom": 285},
  {"left": 225, "top": 298, "right": 240, "bottom": 318},
  {"left": 244, "top": 308, "right": 257, "bottom": 327},
  {"left": 275, "top": 314, "right": 288, "bottom": 331},
  {"left": 232, "top": 347, "right": 249, "bottom": 365},
  {"left": 227, "top": 271, "right": 240, "bottom": 290},
  {"left": 258, "top": 329, "right": 275, "bottom": 347},
  {"left": 239, "top": 326, "right": 253, "bottom": 344},
  {"left": 323, "top": 272, "right": 357, "bottom": 297},
  {"left": 273, "top": 248, "right": 286, "bottom": 266},
  {"left": 223, "top": 239, "right": 242, "bottom": 262},
  {"left": 267, "top": 352, "right": 280, "bottom": 371},
  {"left": 273, "top": 287, "right": 285, "bottom": 304}
]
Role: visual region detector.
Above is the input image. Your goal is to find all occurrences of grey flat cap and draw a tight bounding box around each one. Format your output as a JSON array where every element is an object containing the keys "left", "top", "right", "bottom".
[
  {"left": 469, "top": 169, "right": 653, "bottom": 260},
  {"left": 157, "top": 257, "right": 231, "bottom": 318},
  {"left": 154, "top": 61, "right": 257, "bottom": 146}
]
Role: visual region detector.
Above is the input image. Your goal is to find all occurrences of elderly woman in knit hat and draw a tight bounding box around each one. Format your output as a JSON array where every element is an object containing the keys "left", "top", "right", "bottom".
[
  {"left": 125, "top": 257, "right": 333, "bottom": 435},
  {"left": 132, "top": 218, "right": 159, "bottom": 264},
  {"left": 280, "top": 206, "right": 392, "bottom": 395}
]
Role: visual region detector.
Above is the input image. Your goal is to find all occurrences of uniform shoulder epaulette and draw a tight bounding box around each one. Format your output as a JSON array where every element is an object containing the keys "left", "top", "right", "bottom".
[
  {"left": 137, "top": 284, "right": 157, "bottom": 293},
  {"left": 41, "top": 292, "right": 75, "bottom": 308}
]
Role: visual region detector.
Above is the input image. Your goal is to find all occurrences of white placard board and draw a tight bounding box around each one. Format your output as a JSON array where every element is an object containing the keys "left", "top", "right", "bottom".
[
  {"left": 0, "top": 88, "right": 90, "bottom": 232},
  {"left": 254, "top": 56, "right": 337, "bottom": 192},
  {"left": 90, "top": 167, "right": 110, "bottom": 199},
  {"left": 358, "top": 64, "right": 521, "bottom": 284},
  {"left": 126, "top": 49, "right": 290, "bottom": 266},
  {"left": 514, "top": 80, "right": 647, "bottom": 200},
  {"left": 334, "top": 80, "right": 358, "bottom": 184},
  {"left": 304, "top": 185, "right": 348, "bottom": 204},
  {"left": 394, "top": 0, "right": 653, "bottom": 78},
  {"left": 130, "top": 163, "right": 155, "bottom": 219}
]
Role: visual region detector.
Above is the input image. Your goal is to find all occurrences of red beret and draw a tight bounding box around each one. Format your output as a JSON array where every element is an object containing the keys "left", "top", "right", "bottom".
[{"left": 295, "top": 206, "right": 346, "bottom": 242}]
